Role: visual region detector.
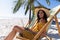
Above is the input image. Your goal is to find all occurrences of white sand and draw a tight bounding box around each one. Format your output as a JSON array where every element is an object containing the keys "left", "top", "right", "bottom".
[
  {"left": 0, "top": 18, "right": 60, "bottom": 40},
  {"left": 0, "top": 18, "right": 28, "bottom": 40}
]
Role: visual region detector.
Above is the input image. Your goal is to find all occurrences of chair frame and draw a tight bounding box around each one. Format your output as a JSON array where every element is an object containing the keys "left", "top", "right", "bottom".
[{"left": 16, "top": 5, "right": 60, "bottom": 40}]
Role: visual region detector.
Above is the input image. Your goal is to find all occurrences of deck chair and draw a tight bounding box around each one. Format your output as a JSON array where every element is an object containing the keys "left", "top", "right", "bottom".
[
  {"left": 16, "top": 5, "right": 60, "bottom": 40},
  {"left": 16, "top": 9, "right": 51, "bottom": 40},
  {"left": 32, "top": 5, "right": 60, "bottom": 40},
  {"left": 16, "top": 18, "right": 52, "bottom": 40}
]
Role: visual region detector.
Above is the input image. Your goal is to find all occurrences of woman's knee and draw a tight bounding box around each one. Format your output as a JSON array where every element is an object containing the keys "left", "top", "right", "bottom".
[
  {"left": 13, "top": 25, "right": 19, "bottom": 31},
  {"left": 14, "top": 25, "right": 19, "bottom": 28},
  {"left": 13, "top": 25, "right": 25, "bottom": 31},
  {"left": 13, "top": 25, "right": 21, "bottom": 29}
]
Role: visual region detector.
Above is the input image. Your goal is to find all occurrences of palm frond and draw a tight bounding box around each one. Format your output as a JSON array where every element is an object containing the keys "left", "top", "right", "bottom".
[
  {"left": 56, "top": 0, "right": 60, "bottom": 2},
  {"left": 26, "top": 15, "right": 37, "bottom": 28},
  {"left": 13, "top": 0, "right": 25, "bottom": 13},
  {"left": 46, "top": 0, "right": 50, "bottom": 5},
  {"left": 25, "top": 4, "right": 29, "bottom": 15},
  {"left": 31, "top": 4, "right": 35, "bottom": 20},
  {"left": 31, "top": 11, "right": 35, "bottom": 21},
  {"left": 24, "top": 1, "right": 28, "bottom": 9},
  {"left": 31, "top": 4, "right": 35, "bottom": 10}
]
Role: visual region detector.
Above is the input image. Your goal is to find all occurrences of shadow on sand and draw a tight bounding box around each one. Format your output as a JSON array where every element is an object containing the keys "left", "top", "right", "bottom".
[{"left": 47, "top": 33, "right": 60, "bottom": 39}]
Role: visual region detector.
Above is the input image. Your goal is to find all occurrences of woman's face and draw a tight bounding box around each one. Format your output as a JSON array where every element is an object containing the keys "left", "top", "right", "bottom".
[{"left": 39, "top": 11, "right": 44, "bottom": 18}]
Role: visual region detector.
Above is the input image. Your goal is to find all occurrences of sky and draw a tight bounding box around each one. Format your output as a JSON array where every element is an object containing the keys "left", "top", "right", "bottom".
[{"left": 0, "top": 0, "right": 60, "bottom": 19}]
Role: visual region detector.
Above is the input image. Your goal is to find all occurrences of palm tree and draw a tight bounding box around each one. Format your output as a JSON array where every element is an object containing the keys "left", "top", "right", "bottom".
[
  {"left": 13, "top": 0, "right": 60, "bottom": 24},
  {"left": 13, "top": 0, "right": 49, "bottom": 24}
]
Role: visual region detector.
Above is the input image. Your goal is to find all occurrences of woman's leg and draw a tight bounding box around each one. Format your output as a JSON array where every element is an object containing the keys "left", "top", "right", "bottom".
[{"left": 4, "top": 25, "right": 25, "bottom": 40}]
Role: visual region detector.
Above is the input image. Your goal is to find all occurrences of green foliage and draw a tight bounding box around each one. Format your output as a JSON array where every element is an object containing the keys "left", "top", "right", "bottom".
[
  {"left": 56, "top": 0, "right": 60, "bottom": 2},
  {"left": 46, "top": 0, "right": 50, "bottom": 5},
  {"left": 25, "top": 4, "right": 29, "bottom": 15},
  {"left": 13, "top": 0, "right": 25, "bottom": 13},
  {"left": 13, "top": 0, "right": 45, "bottom": 14},
  {"left": 13, "top": 0, "right": 51, "bottom": 25}
]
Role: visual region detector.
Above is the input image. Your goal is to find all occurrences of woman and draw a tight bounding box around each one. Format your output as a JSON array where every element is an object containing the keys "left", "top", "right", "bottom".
[{"left": 5, "top": 10, "right": 48, "bottom": 40}]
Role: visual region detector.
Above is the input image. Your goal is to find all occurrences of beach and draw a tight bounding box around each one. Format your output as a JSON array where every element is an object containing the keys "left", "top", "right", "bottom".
[{"left": 0, "top": 18, "right": 60, "bottom": 40}]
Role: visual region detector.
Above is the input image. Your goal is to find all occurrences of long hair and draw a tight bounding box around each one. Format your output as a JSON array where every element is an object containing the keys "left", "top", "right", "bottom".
[{"left": 37, "top": 10, "right": 48, "bottom": 23}]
